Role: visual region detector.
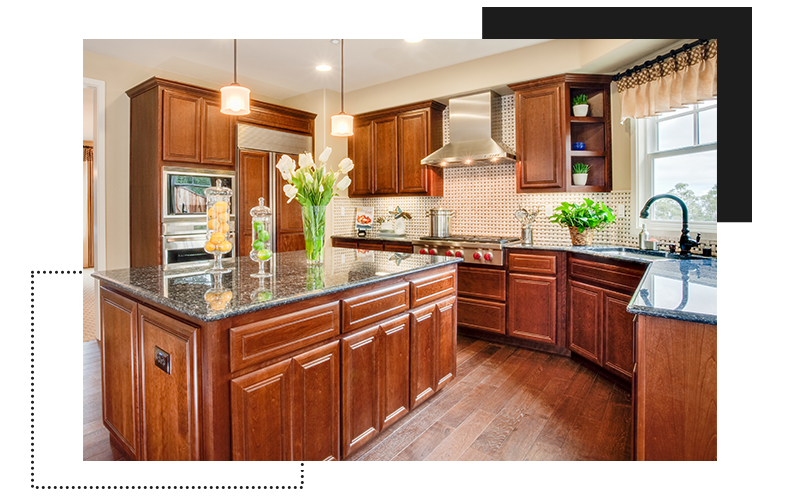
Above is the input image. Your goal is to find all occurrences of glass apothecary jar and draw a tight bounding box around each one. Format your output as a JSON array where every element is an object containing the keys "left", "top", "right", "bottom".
[
  {"left": 249, "top": 197, "right": 273, "bottom": 277},
  {"left": 204, "top": 179, "right": 234, "bottom": 272}
]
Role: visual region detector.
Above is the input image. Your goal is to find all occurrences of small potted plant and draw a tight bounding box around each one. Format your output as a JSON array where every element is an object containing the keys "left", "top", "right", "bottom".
[
  {"left": 572, "top": 94, "right": 589, "bottom": 117},
  {"left": 549, "top": 198, "right": 616, "bottom": 246},
  {"left": 572, "top": 162, "right": 590, "bottom": 186}
]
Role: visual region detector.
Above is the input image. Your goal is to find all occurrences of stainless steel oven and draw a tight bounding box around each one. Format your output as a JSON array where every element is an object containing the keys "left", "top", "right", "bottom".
[{"left": 162, "top": 166, "right": 236, "bottom": 268}]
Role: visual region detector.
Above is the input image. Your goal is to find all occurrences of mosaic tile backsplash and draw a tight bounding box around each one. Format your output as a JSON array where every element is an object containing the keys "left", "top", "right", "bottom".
[{"left": 333, "top": 95, "right": 717, "bottom": 255}]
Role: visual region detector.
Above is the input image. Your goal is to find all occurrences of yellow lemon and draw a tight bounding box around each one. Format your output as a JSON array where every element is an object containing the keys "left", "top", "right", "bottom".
[
  {"left": 207, "top": 207, "right": 218, "bottom": 219},
  {"left": 221, "top": 290, "right": 233, "bottom": 302},
  {"left": 217, "top": 211, "right": 230, "bottom": 222},
  {"left": 217, "top": 240, "right": 233, "bottom": 253},
  {"left": 219, "top": 222, "right": 230, "bottom": 234},
  {"left": 207, "top": 218, "right": 220, "bottom": 230},
  {"left": 209, "top": 232, "right": 225, "bottom": 245},
  {"left": 213, "top": 201, "right": 229, "bottom": 212},
  {"left": 204, "top": 241, "right": 217, "bottom": 253}
]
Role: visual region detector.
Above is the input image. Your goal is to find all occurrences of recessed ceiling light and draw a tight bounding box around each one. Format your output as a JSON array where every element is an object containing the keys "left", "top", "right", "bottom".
[
  {"left": 404, "top": 38, "right": 423, "bottom": 43},
  {"left": 330, "top": 39, "right": 340, "bottom": 44},
  {"left": 316, "top": 64, "right": 332, "bottom": 71}
]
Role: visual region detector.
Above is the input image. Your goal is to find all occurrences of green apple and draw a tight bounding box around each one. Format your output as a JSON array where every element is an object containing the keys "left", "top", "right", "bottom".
[
  {"left": 257, "top": 249, "right": 272, "bottom": 261},
  {"left": 252, "top": 239, "right": 265, "bottom": 251},
  {"left": 258, "top": 230, "right": 270, "bottom": 242}
]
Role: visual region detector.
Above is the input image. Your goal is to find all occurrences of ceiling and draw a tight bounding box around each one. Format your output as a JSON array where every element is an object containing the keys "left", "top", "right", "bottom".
[{"left": 83, "top": 39, "right": 553, "bottom": 101}]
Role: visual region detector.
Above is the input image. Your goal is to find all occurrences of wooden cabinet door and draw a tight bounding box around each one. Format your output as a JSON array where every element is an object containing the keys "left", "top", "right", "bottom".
[
  {"left": 515, "top": 85, "right": 564, "bottom": 190},
  {"left": 340, "top": 314, "right": 409, "bottom": 459},
  {"left": 508, "top": 273, "right": 558, "bottom": 344},
  {"left": 373, "top": 115, "right": 399, "bottom": 194},
  {"left": 603, "top": 289, "right": 636, "bottom": 381},
  {"left": 138, "top": 304, "right": 201, "bottom": 461},
  {"left": 230, "top": 359, "right": 293, "bottom": 461},
  {"left": 398, "top": 110, "right": 429, "bottom": 194},
  {"left": 567, "top": 279, "right": 602, "bottom": 365},
  {"left": 201, "top": 99, "right": 235, "bottom": 166},
  {"left": 274, "top": 153, "right": 305, "bottom": 252},
  {"left": 99, "top": 287, "right": 140, "bottom": 460},
  {"left": 409, "top": 296, "right": 456, "bottom": 409},
  {"left": 292, "top": 340, "right": 340, "bottom": 461},
  {"left": 162, "top": 89, "right": 202, "bottom": 163},
  {"left": 349, "top": 120, "right": 375, "bottom": 196},
  {"left": 237, "top": 149, "right": 269, "bottom": 256}
]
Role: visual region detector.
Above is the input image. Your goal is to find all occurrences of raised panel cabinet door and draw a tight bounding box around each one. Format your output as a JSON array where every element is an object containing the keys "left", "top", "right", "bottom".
[
  {"left": 341, "top": 326, "right": 381, "bottom": 458},
  {"left": 237, "top": 149, "right": 269, "bottom": 256},
  {"left": 373, "top": 115, "right": 399, "bottom": 194},
  {"left": 567, "top": 280, "right": 603, "bottom": 365},
  {"left": 515, "top": 85, "right": 563, "bottom": 190},
  {"left": 380, "top": 315, "right": 410, "bottom": 429},
  {"left": 99, "top": 287, "right": 139, "bottom": 459},
  {"left": 434, "top": 296, "right": 457, "bottom": 390},
  {"left": 162, "top": 89, "right": 202, "bottom": 163},
  {"left": 201, "top": 99, "right": 235, "bottom": 165},
  {"left": 508, "top": 273, "right": 558, "bottom": 344},
  {"left": 349, "top": 120, "right": 375, "bottom": 196},
  {"left": 603, "top": 289, "right": 636, "bottom": 381},
  {"left": 230, "top": 359, "right": 293, "bottom": 461},
  {"left": 398, "top": 110, "right": 429, "bottom": 194},
  {"left": 274, "top": 153, "right": 305, "bottom": 252},
  {"left": 138, "top": 304, "right": 201, "bottom": 461},
  {"left": 409, "top": 303, "right": 437, "bottom": 410},
  {"left": 292, "top": 340, "right": 340, "bottom": 461}
]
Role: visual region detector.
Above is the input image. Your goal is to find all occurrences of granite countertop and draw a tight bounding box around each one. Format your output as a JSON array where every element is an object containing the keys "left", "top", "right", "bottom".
[
  {"left": 92, "top": 249, "right": 461, "bottom": 322},
  {"left": 506, "top": 243, "right": 717, "bottom": 325}
]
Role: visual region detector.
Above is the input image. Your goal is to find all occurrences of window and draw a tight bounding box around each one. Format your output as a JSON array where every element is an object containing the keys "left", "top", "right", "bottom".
[{"left": 631, "top": 100, "right": 717, "bottom": 239}]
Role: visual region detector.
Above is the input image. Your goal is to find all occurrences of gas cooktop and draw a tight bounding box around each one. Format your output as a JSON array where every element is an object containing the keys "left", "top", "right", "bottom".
[{"left": 417, "top": 235, "right": 520, "bottom": 244}]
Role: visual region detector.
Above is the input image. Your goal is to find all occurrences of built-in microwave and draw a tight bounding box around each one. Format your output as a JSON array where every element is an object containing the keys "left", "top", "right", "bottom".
[{"left": 162, "top": 166, "right": 236, "bottom": 219}]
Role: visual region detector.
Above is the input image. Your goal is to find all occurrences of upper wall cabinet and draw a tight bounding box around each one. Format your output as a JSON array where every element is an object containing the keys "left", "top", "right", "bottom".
[
  {"left": 161, "top": 88, "right": 235, "bottom": 167},
  {"left": 508, "top": 74, "right": 613, "bottom": 193},
  {"left": 348, "top": 101, "right": 445, "bottom": 197}
]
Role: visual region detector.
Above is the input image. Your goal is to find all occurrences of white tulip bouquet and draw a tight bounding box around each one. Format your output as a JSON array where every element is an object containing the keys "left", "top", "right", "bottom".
[
  {"left": 276, "top": 146, "right": 353, "bottom": 206},
  {"left": 275, "top": 147, "right": 354, "bottom": 264}
]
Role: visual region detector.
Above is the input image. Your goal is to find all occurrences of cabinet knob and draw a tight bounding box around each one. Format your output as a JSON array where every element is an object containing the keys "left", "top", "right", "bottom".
[
  {"left": 419, "top": 249, "right": 428, "bottom": 255},
  {"left": 473, "top": 252, "right": 482, "bottom": 261},
  {"left": 484, "top": 252, "right": 493, "bottom": 261}
]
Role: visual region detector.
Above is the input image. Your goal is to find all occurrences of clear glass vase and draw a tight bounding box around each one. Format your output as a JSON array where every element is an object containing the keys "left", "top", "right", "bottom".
[{"left": 301, "top": 203, "right": 327, "bottom": 265}]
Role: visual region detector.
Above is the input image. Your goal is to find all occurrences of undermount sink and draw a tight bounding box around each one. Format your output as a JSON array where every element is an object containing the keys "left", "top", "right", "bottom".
[{"left": 592, "top": 247, "right": 706, "bottom": 261}]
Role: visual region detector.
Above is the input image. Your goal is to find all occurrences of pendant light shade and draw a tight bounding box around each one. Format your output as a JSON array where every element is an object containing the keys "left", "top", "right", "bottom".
[
  {"left": 331, "top": 39, "right": 353, "bottom": 137},
  {"left": 221, "top": 40, "right": 250, "bottom": 116},
  {"left": 331, "top": 112, "right": 354, "bottom": 137}
]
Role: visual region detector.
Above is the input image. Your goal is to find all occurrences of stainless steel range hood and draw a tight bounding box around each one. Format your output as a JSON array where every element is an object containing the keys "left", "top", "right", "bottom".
[{"left": 421, "top": 91, "right": 515, "bottom": 168}]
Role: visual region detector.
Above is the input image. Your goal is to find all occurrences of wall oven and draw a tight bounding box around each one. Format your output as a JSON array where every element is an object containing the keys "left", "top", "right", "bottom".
[{"left": 162, "top": 166, "right": 236, "bottom": 267}]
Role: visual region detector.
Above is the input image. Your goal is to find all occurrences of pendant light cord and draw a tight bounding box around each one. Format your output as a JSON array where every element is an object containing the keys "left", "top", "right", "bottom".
[
  {"left": 340, "top": 39, "right": 345, "bottom": 112},
  {"left": 234, "top": 39, "right": 238, "bottom": 84}
]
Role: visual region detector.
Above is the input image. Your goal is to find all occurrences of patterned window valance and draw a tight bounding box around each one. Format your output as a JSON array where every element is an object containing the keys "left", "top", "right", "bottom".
[{"left": 616, "top": 39, "right": 717, "bottom": 121}]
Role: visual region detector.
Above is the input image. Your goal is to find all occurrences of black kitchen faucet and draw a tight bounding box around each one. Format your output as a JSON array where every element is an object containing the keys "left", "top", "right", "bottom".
[{"left": 639, "top": 194, "right": 700, "bottom": 256}]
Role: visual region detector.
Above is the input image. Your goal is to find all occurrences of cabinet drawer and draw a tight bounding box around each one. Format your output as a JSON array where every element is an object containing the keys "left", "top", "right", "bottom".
[
  {"left": 458, "top": 266, "right": 506, "bottom": 301},
  {"left": 358, "top": 241, "right": 384, "bottom": 251},
  {"left": 457, "top": 297, "right": 506, "bottom": 334},
  {"left": 569, "top": 256, "right": 644, "bottom": 292},
  {"left": 508, "top": 252, "right": 557, "bottom": 274},
  {"left": 230, "top": 301, "right": 340, "bottom": 372},
  {"left": 383, "top": 242, "right": 413, "bottom": 254},
  {"left": 332, "top": 238, "right": 358, "bottom": 249},
  {"left": 409, "top": 270, "right": 456, "bottom": 307},
  {"left": 342, "top": 282, "right": 409, "bottom": 333}
]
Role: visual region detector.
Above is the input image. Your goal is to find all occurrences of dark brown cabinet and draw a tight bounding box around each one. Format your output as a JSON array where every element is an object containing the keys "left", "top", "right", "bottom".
[
  {"left": 508, "top": 273, "right": 559, "bottom": 344},
  {"left": 457, "top": 266, "right": 507, "bottom": 335},
  {"left": 509, "top": 74, "right": 613, "bottom": 193},
  {"left": 331, "top": 237, "right": 413, "bottom": 254},
  {"left": 567, "top": 254, "right": 645, "bottom": 381},
  {"left": 126, "top": 77, "right": 315, "bottom": 267},
  {"left": 409, "top": 296, "right": 456, "bottom": 409},
  {"left": 348, "top": 101, "right": 445, "bottom": 197},
  {"left": 341, "top": 315, "right": 410, "bottom": 458}
]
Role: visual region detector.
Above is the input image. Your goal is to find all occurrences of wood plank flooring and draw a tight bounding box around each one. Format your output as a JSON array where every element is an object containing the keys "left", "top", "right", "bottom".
[{"left": 83, "top": 335, "right": 632, "bottom": 461}]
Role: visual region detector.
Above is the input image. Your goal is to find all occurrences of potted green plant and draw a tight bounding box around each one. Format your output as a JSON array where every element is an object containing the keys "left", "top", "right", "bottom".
[
  {"left": 572, "top": 94, "right": 589, "bottom": 117},
  {"left": 549, "top": 198, "right": 616, "bottom": 245},
  {"left": 572, "top": 162, "right": 590, "bottom": 186}
]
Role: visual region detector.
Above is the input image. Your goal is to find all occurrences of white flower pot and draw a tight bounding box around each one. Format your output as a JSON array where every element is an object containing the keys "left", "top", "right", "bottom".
[
  {"left": 572, "top": 173, "right": 588, "bottom": 186},
  {"left": 573, "top": 104, "right": 589, "bottom": 117}
]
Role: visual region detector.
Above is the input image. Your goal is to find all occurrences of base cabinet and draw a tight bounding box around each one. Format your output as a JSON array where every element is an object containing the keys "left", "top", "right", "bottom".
[
  {"left": 410, "top": 296, "right": 456, "bottom": 409},
  {"left": 231, "top": 340, "right": 340, "bottom": 461}
]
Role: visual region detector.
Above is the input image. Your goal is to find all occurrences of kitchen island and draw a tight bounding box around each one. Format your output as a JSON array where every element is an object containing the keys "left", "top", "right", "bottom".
[{"left": 92, "top": 248, "right": 461, "bottom": 461}]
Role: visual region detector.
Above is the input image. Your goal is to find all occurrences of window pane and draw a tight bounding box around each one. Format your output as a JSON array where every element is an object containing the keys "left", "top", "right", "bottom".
[
  {"left": 698, "top": 107, "right": 717, "bottom": 144},
  {"left": 658, "top": 113, "right": 694, "bottom": 150},
  {"left": 652, "top": 150, "right": 717, "bottom": 222}
]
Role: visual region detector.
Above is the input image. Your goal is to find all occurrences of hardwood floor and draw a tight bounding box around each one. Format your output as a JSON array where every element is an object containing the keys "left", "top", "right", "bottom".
[{"left": 83, "top": 335, "right": 631, "bottom": 461}]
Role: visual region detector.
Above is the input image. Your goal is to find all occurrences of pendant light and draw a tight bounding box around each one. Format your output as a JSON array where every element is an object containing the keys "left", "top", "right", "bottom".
[
  {"left": 220, "top": 39, "right": 250, "bottom": 116},
  {"left": 331, "top": 39, "right": 354, "bottom": 137}
]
